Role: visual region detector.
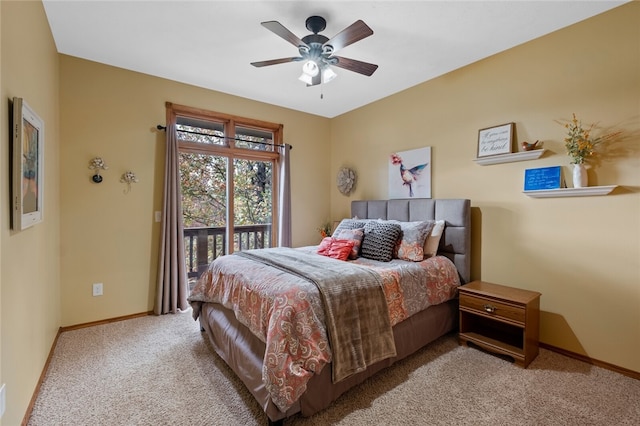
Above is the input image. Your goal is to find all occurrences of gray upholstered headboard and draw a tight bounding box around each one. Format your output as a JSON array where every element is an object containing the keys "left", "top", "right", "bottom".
[{"left": 351, "top": 199, "right": 471, "bottom": 284}]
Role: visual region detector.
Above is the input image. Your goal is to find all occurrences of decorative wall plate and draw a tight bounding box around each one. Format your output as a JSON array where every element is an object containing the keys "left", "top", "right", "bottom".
[{"left": 337, "top": 167, "right": 356, "bottom": 196}]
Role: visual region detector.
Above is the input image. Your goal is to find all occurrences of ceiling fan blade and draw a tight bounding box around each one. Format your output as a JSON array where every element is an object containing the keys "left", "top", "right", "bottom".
[
  {"left": 251, "top": 57, "right": 301, "bottom": 67},
  {"left": 332, "top": 56, "right": 378, "bottom": 76},
  {"left": 261, "top": 21, "right": 308, "bottom": 48},
  {"left": 324, "top": 20, "right": 373, "bottom": 52}
]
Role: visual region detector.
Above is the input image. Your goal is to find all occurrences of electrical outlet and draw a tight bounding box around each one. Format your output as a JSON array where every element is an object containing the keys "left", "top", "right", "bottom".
[
  {"left": 154, "top": 211, "right": 161, "bottom": 222},
  {"left": 92, "top": 283, "right": 103, "bottom": 296},
  {"left": 0, "top": 383, "right": 6, "bottom": 418}
]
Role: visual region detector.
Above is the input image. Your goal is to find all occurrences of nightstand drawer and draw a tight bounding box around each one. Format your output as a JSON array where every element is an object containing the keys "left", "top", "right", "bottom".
[{"left": 459, "top": 293, "right": 525, "bottom": 324}]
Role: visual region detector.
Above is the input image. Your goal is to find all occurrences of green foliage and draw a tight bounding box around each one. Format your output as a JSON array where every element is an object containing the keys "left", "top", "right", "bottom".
[
  {"left": 180, "top": 152, "right": 227, "bottom": 227},
  {"left": 179, "top": 154, "right": 273, "bottom": 229},
  {"left": 233, "top": 158, "right": 273, "bottom": 226}
]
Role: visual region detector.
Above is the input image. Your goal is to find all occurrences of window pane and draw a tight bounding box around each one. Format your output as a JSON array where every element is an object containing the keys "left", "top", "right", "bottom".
[
  {"left": 235, "top": 126, "right": 274, "bottom": 151},
  {"left": 177, "top": 117, "right": 225, "bottom": 145},
  {"left": 233, "top": 158, "right": 273, "bottom": 251},
  {"left": 180, "top": 152, "right": 227, "bottom": 280}
]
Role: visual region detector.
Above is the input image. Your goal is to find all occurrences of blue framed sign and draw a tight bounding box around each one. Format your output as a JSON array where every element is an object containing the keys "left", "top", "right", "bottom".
[{"left": 524, "top": 166, "right": 562, "bottom": 191}]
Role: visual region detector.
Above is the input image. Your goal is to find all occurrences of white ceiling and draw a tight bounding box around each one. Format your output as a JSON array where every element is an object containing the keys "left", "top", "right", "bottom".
[{"left": 42, "top": 1, "right": 627, "bottom": 118}]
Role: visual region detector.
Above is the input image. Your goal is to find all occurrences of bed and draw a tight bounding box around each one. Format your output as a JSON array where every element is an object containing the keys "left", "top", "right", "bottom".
[{"left": 188, "top": 198, "right": 471, "bottom": 424}]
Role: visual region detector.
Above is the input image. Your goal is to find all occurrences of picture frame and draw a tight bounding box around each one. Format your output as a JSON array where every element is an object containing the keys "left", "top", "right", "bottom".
[
  {"left": 389, "top": 146, "right": 431, "bottom": 199},
  {"left": 477, "top": 122, "right": 514, "bottom": 157},
  {"left": 12, "top": 97, "right": 44, "bottom": 230},
  {"left": 524, "top": 166, "right": 562, "bottom": 191}
]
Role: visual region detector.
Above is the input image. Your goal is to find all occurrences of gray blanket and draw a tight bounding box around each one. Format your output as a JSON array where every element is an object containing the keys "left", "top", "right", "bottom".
[{"left": 235, "top": 247, "right": 397, "bottom": 383}]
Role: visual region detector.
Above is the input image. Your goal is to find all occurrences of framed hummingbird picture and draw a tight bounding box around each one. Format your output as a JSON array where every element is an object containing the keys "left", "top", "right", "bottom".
[{"left": 389, "top": 147, "right": 431, "bottom": 199}]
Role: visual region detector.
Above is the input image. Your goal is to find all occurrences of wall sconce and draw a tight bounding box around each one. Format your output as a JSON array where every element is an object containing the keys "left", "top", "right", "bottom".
[
  {"left": 88, "top": 157, "right": 108, "bottom": 183},
  {"left": 120, "top": 171, "right": 138, "bottom": 194}
]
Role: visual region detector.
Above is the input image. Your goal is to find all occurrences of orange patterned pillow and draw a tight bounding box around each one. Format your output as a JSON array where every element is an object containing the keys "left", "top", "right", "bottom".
[{"left": 392, "top": 220, "right": 435, "bottom": 261}]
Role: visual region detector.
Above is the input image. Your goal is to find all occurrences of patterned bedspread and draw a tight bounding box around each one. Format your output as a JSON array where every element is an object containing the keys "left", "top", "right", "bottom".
[
  {"left": 188, "top": 247, "right": 460, "bottom": 413},
  {"left": 235, "top": 248, "right": 396, "bottom": 385}
]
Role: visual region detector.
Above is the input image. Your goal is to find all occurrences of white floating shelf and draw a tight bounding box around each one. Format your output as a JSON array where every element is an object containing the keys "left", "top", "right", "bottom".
[
  {"left": 523, "top": 185, "right": 618, "bottom": 198},
  {"left": 474, "top": 149, "right": 546, "bottom": 165}
]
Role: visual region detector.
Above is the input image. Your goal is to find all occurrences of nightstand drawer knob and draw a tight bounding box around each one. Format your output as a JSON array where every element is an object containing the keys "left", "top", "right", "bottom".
[{"left": 483, "top": 304, "right": 496, "bottom": 313}]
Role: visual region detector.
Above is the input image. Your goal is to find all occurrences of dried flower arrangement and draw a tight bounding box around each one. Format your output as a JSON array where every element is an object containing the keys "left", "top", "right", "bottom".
[{"left": 564, "top": 113, "right": 620, "bottom": 165}]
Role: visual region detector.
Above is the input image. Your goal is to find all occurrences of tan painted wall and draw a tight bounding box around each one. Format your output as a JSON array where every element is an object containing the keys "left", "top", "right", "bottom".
[
  {"left": 0, "top": 1, "right": 61, "bottom": 425},
  {"left": 58, "top": 56, "right": 331, "bottom": 327},
  {"left": 330, "top": 3, "right": 640, "bottom": 373},
  {"left": 2, "top": 2, "right": 638, "bottom": 423}
]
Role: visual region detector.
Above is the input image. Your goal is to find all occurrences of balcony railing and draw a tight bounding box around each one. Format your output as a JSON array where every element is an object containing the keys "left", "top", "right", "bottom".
[{"left": 184, "top": 224, "right": 272, "bottom": 280}]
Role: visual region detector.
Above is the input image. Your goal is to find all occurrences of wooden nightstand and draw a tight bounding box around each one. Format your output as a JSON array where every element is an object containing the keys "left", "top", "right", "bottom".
[{"left": 458, "top": 281, "right": 541, "bottom": 368}]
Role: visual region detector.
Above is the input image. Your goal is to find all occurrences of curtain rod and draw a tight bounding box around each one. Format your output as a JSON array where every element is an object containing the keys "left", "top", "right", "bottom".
[{"left": 156, "top": 125, "right": 291, "bottom": 150}]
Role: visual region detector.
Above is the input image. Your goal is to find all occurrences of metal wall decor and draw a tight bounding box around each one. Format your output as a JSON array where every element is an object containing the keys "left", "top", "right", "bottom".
[
  {"left": 337, "top": 167, "right": 356, "bottom": 196},
  {"left": 120, "top": 170, "right": 138, "bottom": 194},
  {"left": 89, "top": 157, "right": 108, "bottom": 183}
]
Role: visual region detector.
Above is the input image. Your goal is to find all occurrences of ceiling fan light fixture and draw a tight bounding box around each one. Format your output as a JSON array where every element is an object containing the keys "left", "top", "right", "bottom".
[
  {"left": 298, "top": 72, "right": 314, "bottom": 85},
  {"left": 322, "top": 67, "right": 337, "bottom": 83},
  {"left": 301, "top": 60, "right": 319, "bottom": 77}
]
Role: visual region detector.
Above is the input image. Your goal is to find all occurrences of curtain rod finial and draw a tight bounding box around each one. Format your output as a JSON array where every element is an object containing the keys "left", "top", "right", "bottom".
[{"left": 157, "top": 125, "right": 166, "bottom": 131}]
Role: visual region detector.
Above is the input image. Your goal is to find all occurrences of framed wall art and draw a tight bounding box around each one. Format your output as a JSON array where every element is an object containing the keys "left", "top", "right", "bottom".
[
  {"left": 12, "top": 97, "right": 44, "bottom": 230},
  {"left": 389, "top": 146, "right": 431, "bottom": 199},
  {"left": 477, "top": 122, "right": 514, "bottom": 157},
  {"left": 524, "top": 166, "right": 562, "bottom": 191}
]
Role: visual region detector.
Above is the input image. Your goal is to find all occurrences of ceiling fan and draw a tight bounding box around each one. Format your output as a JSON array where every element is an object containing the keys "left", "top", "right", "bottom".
[{"left": 251, "top": 16, "right": 378, "bottom": 86}]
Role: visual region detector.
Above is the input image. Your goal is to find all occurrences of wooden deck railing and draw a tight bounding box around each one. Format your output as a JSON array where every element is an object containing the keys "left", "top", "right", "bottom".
[{"left": 184, "top": 224, "right": 272, "bottom": 279}]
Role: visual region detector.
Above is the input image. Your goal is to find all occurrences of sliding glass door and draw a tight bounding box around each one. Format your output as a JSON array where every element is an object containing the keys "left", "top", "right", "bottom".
[{"left": 175, "top": 115, "right": 279, "bottom": 280}]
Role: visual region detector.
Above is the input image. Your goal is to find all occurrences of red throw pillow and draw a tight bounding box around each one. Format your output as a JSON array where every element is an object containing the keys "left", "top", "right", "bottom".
[
  {"left": 333, "top": 228, "right": 364, "bottom": 259},
  {"left": 317, "top": 237, "right": 334, "bottom": 255},
  {"left": 329, "top": 238, "right": 356, "bottom": 260},
  {"left": 317, "top": 237, "right": 355, "bottom": 261}
]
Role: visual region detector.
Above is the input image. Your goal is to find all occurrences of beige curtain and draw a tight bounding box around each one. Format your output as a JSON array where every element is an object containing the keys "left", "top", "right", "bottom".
[{"left": 154, "top": 122, "right": 189, "bottom": 315}]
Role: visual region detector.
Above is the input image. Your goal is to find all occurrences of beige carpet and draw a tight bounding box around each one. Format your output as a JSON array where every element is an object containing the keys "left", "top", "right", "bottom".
[{"left": 27, "top": 311, "right": 640, "bottom": 426}]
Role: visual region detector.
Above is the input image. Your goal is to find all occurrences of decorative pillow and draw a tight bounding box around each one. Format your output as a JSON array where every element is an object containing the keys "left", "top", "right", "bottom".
[
  {"left": 332, "top": 219, "right": 366, "bottom": 237},
  {"left": 423, "top": 220, "right": 445, "bottom": 258},
  {"left": 317, "top": 237, "right": 356, "bottom": 261},
  {"left": 391, "top": 220, "right": 435, "bottom": 261},
  {"left": 333, "top": 228, "right": 364, "bottom": 259},
  {"left": 360, "top": 221, "right": 402, "bottom": 262}
]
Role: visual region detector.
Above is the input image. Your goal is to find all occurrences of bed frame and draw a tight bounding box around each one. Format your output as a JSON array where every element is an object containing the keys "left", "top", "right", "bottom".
[{"left": 198, "top": 198, "right": 471, "bottom": 424}]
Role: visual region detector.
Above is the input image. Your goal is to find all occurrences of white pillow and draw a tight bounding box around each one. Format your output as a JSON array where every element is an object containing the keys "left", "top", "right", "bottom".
[{"left": 423, "top": 220, "right": 445, "bottom": 258}]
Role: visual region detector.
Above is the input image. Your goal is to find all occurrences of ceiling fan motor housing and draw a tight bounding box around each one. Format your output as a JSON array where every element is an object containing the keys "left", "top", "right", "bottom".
[
  {"left": 305, "top": 16, "right": 326, "bottom": 34},
  {"left": 301, "top": 16, "right": 334, "bottom": 61},
  {"left": 300, "top": 35, "right": 331, "bottom": 60}
]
